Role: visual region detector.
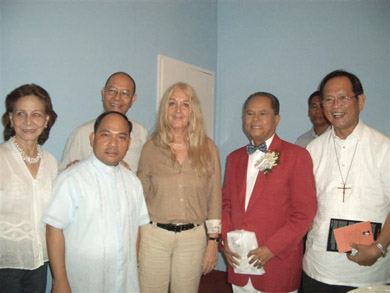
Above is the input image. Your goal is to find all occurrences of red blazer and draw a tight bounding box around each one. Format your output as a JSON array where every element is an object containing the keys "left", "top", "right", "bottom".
[{"left": 222, "top": 134, "right": 317, "bottom": 292}]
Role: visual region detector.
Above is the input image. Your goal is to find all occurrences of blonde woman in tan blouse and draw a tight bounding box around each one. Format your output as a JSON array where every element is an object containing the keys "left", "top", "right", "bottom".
[{"left": 137, "top": 82, "right": 222, "bottom": 293}]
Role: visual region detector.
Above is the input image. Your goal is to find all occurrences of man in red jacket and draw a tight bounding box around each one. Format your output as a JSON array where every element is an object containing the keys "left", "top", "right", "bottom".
[{"left": 222, "top": 92, "right": 317, "bottom": 292}]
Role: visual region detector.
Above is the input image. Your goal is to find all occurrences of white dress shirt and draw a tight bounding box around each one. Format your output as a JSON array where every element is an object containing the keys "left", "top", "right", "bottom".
[
  {"left": 245, "top": 135, "right": 275, "bottom": 210},
  {"left": 295, "top": 126, "right": 330, "bottom": 148}
]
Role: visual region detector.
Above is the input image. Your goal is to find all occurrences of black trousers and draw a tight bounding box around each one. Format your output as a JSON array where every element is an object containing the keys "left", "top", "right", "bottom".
[
  {"left": 0, "top": 262, "right": 48, "bottom": 293},
  {"left": 302, "top": 271, "right": 357, "bottom": 293}
]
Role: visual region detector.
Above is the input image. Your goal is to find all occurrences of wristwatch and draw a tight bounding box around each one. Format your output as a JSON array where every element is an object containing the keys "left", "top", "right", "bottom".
[
  {"left": 374, "top": 241, "right": 388, "bottom": 257},
  {"left": 208, "top": 237, "right": 220, "bottom": 242}
]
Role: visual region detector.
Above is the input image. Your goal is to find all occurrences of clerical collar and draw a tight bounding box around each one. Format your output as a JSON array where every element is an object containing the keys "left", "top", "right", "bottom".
[
  {"left": 89, "top": 153, "right": 119, "bottom": 174},
  {"left": 250, "top": 134, "right": 275, "bottom": 153},
  {"left": 331, "top": 119, "right": 363, "bottom": 142}
]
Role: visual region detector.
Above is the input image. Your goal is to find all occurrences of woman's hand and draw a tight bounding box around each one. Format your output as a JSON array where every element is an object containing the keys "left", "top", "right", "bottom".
[
  {"left": 52, "top": 279, "right": 71, "bottom": 293},
  {"left": 201, "top": 239, "right": 219, "bottom": 275}
]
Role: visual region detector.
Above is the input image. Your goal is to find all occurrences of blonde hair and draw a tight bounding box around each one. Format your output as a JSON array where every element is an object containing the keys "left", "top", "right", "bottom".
[{"left": 151, "top": 82, "right": 212, "bottom": 174}]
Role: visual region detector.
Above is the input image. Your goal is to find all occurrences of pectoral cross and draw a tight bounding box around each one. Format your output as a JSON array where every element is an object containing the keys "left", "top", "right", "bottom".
[{"left": 337, "top": 184, "right": 351, "bottom": 202}]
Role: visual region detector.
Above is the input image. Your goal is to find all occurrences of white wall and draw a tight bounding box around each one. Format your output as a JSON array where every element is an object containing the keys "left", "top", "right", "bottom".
[{"left": 0, "top": 0, "right": 218, "bottom": 160}]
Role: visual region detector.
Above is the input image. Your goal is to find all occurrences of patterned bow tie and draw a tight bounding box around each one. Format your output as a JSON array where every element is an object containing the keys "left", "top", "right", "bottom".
[{"left": 246, "top": 142, "right": 267, "bottom": 155}]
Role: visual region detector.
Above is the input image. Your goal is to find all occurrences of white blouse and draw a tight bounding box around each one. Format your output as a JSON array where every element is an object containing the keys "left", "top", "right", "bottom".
[{"left": 0, "top": 140, "right": 58, "bottom": 270}]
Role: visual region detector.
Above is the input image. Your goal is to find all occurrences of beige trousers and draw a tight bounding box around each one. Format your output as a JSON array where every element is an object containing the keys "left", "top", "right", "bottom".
[{"left": 139, "top": 223, "right": 206, "bottom": 293}]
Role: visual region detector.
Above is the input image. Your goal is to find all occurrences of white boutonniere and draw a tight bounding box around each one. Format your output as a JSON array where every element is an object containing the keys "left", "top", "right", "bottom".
[{"left": 254, "top": 150, "right": 280, "bottom": 175}]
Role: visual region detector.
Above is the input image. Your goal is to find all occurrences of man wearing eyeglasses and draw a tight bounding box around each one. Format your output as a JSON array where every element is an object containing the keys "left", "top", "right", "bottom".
[
  {"left": 59, "top": 72, "right": 147, "bottom": 172},
  {"left": 302, "top": 70, "right": 390, "bottom": 292}
]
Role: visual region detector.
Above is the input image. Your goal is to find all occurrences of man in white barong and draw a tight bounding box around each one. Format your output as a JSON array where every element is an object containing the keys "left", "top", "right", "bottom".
[
  {"left": 302, "top": 70, "right": 390, "bottom": 292},
  {"left": 44, "top": 111, "right": 150, "bottom": 292},
  {"left": 59, "top": 72, "right": 148, "bottom": 172}
]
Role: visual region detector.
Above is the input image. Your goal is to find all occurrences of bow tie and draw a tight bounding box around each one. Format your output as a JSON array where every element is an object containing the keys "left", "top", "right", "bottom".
[{"left": 246, "top": 142, "right": 267, "bottom": 155}]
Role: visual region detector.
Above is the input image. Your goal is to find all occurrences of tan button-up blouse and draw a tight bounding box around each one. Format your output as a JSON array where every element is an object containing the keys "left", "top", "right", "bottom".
[{"left": 137, "top": 138, "right": 222, "bottom": 225}]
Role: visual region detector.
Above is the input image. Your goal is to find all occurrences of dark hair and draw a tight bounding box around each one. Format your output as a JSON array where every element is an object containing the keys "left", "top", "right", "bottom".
[
  {"left": 308, "top": 90, "right": 320, "bottom": 107},
  {"left": 319, "top": 70, "right": 364, "bottom": 100},
  {"left": 104, "top": 72, "right": 136, "bottom": 94},
  {"left": 243, "top": 92, "right": 280, "bottom": 115},
  {"left": 2, "top": 84, "right": 57, "bottom": 145},
  {"left": 94, "top": 111, "right": 132, "bottom": 134}
]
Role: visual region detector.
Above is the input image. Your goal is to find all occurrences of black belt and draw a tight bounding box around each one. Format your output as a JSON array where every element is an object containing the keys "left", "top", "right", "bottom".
[{"left": 150, "top": 221, "right": 197, "bottom": 233}]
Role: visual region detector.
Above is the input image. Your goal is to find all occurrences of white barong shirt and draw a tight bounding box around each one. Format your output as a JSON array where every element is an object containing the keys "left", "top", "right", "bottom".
[
  {"left": 43, "top": 154, "right": 149, "bottom": 292},
  {"left": 303, "top": 120, "right": 390, "bottom": 287}
]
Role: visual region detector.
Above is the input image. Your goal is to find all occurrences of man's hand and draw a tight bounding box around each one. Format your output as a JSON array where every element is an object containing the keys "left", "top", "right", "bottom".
[
  {"left": 120, "top": 160, "right": 131, "bottom": 170},
  {"left": 222, "top": 238, "right": 240, "bottom": 269},
  {"left": 347, "top": 242, "right": 382, "bottom": 266},
  {"left": 66, "top": 160, "right": 80, "bottom": 168},
  {"left": 247, "top": 245, "right": 274, "bottom": 269},
  {"left": 46, "top": 225, "right": 71, "bottom": 293}
]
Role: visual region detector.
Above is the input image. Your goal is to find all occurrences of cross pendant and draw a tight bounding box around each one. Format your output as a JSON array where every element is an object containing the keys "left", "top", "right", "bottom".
[{"left": 337, "top": 184, "right": 351, "bottom": 202}]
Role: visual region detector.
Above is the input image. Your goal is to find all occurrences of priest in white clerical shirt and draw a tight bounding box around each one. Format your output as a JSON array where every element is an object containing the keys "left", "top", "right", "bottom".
[
  {"left": 302, "top": 70, "right": 390, "bottom": 292},
  {"left": 44, "top": 111, "right": 150, "bottom": 293}
]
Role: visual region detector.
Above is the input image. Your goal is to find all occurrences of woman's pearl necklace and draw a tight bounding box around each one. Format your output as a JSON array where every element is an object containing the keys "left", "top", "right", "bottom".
[{"left": 11, "top": 136, "right": 43, "bottom": 164}]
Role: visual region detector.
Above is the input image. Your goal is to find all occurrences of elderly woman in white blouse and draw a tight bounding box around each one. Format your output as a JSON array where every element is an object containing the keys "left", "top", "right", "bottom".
[{"left": 0, "top": 84, "right": 58, "bottom": 292}]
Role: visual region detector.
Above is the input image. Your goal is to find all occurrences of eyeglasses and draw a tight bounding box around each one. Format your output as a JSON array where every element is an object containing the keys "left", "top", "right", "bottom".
[
  {"left": 323, "top": 95, "right": 357, "bottom": 107},
  {"left": 105, "top": 87, "right": 133, "bottom": 99},
  {"left": 244, "top": 111, "right": 275, "bottom": 119}
]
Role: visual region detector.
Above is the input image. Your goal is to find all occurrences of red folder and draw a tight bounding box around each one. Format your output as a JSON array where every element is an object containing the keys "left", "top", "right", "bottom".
[{"left": 334, "top": 221, "right": 374, "bottom": 253}]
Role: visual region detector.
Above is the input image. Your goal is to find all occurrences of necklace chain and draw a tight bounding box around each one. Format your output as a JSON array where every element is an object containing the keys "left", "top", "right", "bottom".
[
  {"left": 332, "top": 136, "right": 358, "bottom": 202},
  {"left": 11, "top": 136, "right": 43, "bottom": 164}
]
